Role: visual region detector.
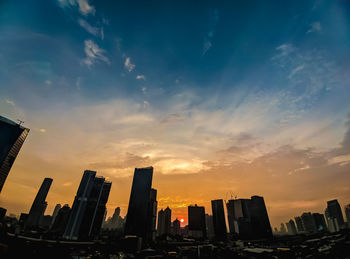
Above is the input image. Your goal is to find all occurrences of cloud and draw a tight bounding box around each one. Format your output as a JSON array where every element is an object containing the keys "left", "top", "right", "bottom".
[
  {"left": 62, "top": 181, "right": 73, "bottom": 187},
  {"left": 202, "top": 9, "right": 219, "bottom": 55},
  {"left": 307, "top": 22, "right": 322, "bottom": 34},
  {"left": 124, "top": 57, "right": 135, "bottom": 72},
  {"left": 82, "top": 39, "right": 110, "bottom": 67},
  {"left": 78, "top": 19, "right": 103, "bottom": 39},
  {"left": 142, "top": 87, "right": 147, "bottom": 94},
  {"left": 288, "top": 64, "right": 305, "bottom": 78},
  {"left": 57, "top": 0, "right": 95, "bottom": 16},
  {"left": 5, "top": 99, "right": 15, "bottom": 106},
  {"left": 136, "top": 75, "right": 145, "bottom": 80},
  {"left": 39, "top": 128, "right": 47, "bottom": 133}
]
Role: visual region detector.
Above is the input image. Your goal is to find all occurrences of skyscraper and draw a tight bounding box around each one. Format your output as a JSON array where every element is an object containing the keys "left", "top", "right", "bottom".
[
  {"left": 226, "top": 196, "right": 272, "bottom": 239},
  {"left": 211, "top": 199, "right": 227, "bottom": 240},
  {"left": 50, "top": 204, "right": 71, "bottom": 237},
  {"left": 301, "top": 212, "right": 317, "bottom": 233},
  {"left": 345, "top": 204, "right": 350, "bottom": 227},
  {"left": 188, "top": 204, "right": 206, "bottom": 239},
  {"left": 157, "top": 207, "right": 171, "bottom": 237},
  {"left": 51, "top": 204, "right": 62, "bottom": 227},
  {"left": 326, "top": 199, "right": 345, "bottom": 228},
  {"left": 294, "top": 216, "right": 304, "bottom": 233},
  {"left": 26, "top": 178, "right": 53, "bottom": 228},
  {"left": 312, "top": 213, "right": 327, "bottom": 231},
  {"left": 125, "top": 167, "right": 153, "bottom": 239},
  {"left": 0, "top": 116, "right": 30, "bottom": 192},
  {"left": 146, "top": 188, "right": 157, "bottom": 241},
  {"left": 64, "top": 170, "right": 111, "bottom": 240},
  {"left": 286, "top": 219, "right": 297, "bottom": 235},
  {"left": 172, "top": 218, "right": 181, "bottom": 236},
  {"left": 205, "top": 214, "right": 215, "bottom": 240}
]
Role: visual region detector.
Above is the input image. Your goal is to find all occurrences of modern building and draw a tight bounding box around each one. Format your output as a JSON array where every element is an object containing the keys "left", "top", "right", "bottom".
[
  {"left": 211, "top": 199, "right": 227, "bottom": 240},
  {"left": 172, "top": 218, "right": 181, "bottom": 236},
  {"left": 25, "top": 178, "right": 53, "bottom": 228},
  {"left": 312, "top": 213, "right": 327, "bottom": 231},
  {"left": 326, "top": 200, "right": 345, "bottom": 228},
  {"left": 188, "top": 204, "right": 206, "bottom": 239},
  {"left": 50, "top": 204, "right": 71, "bottom": 236},
  {"left": 325, "top": 208, "right": 340, "bottom": 233},
  {"left": 125, "top": 167, "right": 153, "bottom": 240},
  {"left": 0, "top": 207, "right": 6, "bottom": 220},
  {"left": 0, "top": 116, "right": 30, "bottom": 192},
  {"left": 51, "top": 204, "right": 61, "bottom": 227},
  {"left": 63, "top": 170, "right": 111, "bottom": 240},
  {"left": 146, "top": 188, "right": 157, "bottom": 241},
  {"left": 301, "top": 212, "right": 317, "bottom": 233},
  {"left": 345, "top": 204, "right": 350, "bottom": 228},
  {"left": 157, "top": 207, "right": 171, "bottom": 236},
  {"left": 294, "top": 216, "right": 304, "bottom": 233},
  {"left": 226, "top": 196, "right": 272, "bottom": 239},
  {"left": 286, "top": 219, "right": 297, "bottom": 235},
  {"left": 205, "top": 214, "right": 215, "bottom": 240},
  {"left": 280, "top": 223, "right": 287, "bottom": 234}
]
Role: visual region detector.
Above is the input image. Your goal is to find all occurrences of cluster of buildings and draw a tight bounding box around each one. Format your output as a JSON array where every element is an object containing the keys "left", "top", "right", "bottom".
[{"left": 277, "top": 199, "right": 350, "bottom": 236}]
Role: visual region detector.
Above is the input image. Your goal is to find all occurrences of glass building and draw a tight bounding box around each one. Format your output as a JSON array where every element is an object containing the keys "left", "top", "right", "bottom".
[{"left": 0, "top": 115, "right": 30, "bottom": 192}]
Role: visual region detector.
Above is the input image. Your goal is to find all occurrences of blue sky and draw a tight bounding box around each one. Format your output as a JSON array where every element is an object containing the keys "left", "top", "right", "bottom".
[{"left": 0, "top": 0, "right": 350, "bottom": 226}]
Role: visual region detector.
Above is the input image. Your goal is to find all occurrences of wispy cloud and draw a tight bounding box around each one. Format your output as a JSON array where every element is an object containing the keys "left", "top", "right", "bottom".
[
  {"left": 78, "top": 19, "right": 103, "bottom": 39},
  {"left": 203, "top": 9, "right": 219, "bottom": 55},
  {"left": 307, "top": 22, "right": 322, "bottom": 34},
  {"left": 124, "top": 57, "right": 135, "bottom": 72},
  {"left": 82, "top": 39, "right": 110, "bottom": 68},
  {"left": 58, "top": 0, "right": 95, "bottom": 16},
  {"left": 5, "top": 99, "right": 15, "bottom": 106},
  {"left": 136, "top": 75, "right": 145, "bottom": 80},
  {"left": 288, "top": 64, "right": 305, "bottom": 78}
]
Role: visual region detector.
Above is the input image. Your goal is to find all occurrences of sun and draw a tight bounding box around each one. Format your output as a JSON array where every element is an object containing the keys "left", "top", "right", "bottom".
[{"left": 180, "top": 218, "right": 184, "bottom": 223}]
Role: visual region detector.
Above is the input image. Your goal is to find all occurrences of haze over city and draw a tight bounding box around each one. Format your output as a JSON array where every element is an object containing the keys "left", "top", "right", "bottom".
[{"left": 1, "top": 0, "right": 350, "bottom": 232}]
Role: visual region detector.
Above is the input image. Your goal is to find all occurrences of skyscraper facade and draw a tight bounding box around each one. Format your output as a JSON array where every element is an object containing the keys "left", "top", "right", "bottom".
[
  {"left": 301, "top": 212, "right": 317, "bottom": 233},
  {"left": 312, "top": 213, "right": 327, "bottom": 231},
  {"left": 286, "top": 219, "right": 297, "bottom": 235},
  {"left": 26, "top": 178, "right": 53, "bottom": 228},
  {"left": 326, "top": 199, "right": 345, "bottom": 228},
  {"left": 146, "top": 188, "right": 157, "bottom": 241},
  {"left": 157, "top": 207, "right": 171, "bottom": 237},
  {"left": 345, "top": 204, "right": 350, "bottom": 228},
  {"left": 125, "top": 167, "right": 153, "bottom": 239},
  {"left": 211, "top": 199, "right": 227, "bottom": 240},
  {"left": 50, "top": 204, "right": 71, "bottom": 237},
  {"left": 188, "top": 204, "right": 206, "bottom": 239},
  {"left": 294, "top": 216, "right": 304, "bottom": 233},
  {"left": 0, "top": 116, "right": 30, "bottom": 192},
  {"left": 226, "top": 196, "right": 272, "bottom": 239},
  {"left": 64, "top": 170, "right": 111, "bottom": 240},
  {"left": 51, "top": 204, "right": 62, "bottom": 227},
  {"left": 172, "top": 218, "right": 181, "bottom": 236}
]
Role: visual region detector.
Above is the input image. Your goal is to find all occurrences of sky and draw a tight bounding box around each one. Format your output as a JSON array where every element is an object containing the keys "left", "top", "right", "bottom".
[{"left": 0, "top": 0, "right": 350, "bottom": 228}]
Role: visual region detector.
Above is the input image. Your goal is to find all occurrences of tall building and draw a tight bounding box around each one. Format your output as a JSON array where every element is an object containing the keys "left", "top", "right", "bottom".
[
  {"left": 157, "top": 207, "right": 171, "bottom": 236},
  {"left": 280, "top": 223, "right": 287, "bottom": 234},
  {"left": 326, "top": 200, "right": 345, "bottom": 228},
  {"left": 64, "top": 170, "right": 111, "bottom": 240},
  {"left": 146, "top": 188, "right": 157, "bottom": 241},
  {"left": 294, "top": 216, "right": 304, "bottom": 233},
  {"left": 312, "top": 213, "right": 327, "bottom": 231},
  {"left": 325, "top": 208, "right": 340, "bottom": 233},
  {"left": 211, "top": 199, "right": 227, "bottom": 240},
  {"left": 188, "top": 204, "right": 206, "bottom": 239},
  {"left": 226, "top": 196, "right": 272, "bottom": 239},
  {"left": 205, "top": 214, "right": 215, "bottom": 240},
  {"left": 125, "top": 167, "right": 153, "bottom": 239},
  {"left": 0, "top": 116, "right": 30, "bottom": 192},
  {"left": 286, "top": 219, "right": 297, "bottom": 235},
  {"left": 301, "top": 212, "right": 317, "bottom": 233},
  {"left": 50, "top": 204, "right": 71, "bottom": 237},
  {"left": 26, "top": 178, "right": 53, "bottom": 228},
  {"left": 172, "top": 218, "right": 181, "bottom": 236},
  {"left": 51, "top": 204, "right": 62, "bottom": 227},
  {"left": 345, "top": 204, "right": 350, "bottom": 227}
]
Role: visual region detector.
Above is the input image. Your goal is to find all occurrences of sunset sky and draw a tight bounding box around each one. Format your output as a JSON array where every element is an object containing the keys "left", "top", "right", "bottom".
[{"left": 0, "top": 0, "right": 350, "bottom": 228}]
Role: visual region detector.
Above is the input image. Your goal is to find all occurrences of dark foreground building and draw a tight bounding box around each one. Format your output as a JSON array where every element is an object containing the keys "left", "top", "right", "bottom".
[
  {"left": 211, "top": 199, "right": 227, "bottom": 240},
  {"left": 25, "top": 178, "right": 53, "bottom": 229},
  {"left": 64, "top": 170, "right": 111, "bottom": 240},
  {"left": 0, "top": 115, "right": 30, "bottom": 192},
  {"left": 226, "top": 195, "right": 272, "bottom": 239},
  {"left": 188, "top": 204, "right": 206, "bottom": 239},
  {"left": 125, "top": 167, "right": 153, "bottom": 240},
  {"left": 326, "top": 199, "right": 345, "bottom": 228}
]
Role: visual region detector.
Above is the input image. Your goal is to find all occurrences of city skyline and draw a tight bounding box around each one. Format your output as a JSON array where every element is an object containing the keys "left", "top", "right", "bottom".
[{"left": 1, "top": 0, "right": 350, "bottom": 229}]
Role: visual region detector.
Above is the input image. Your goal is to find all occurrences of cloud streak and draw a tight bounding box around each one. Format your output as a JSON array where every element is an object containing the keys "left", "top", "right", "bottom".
[{"left": 82, "top": 39, "right": 110, "bottom": 67}]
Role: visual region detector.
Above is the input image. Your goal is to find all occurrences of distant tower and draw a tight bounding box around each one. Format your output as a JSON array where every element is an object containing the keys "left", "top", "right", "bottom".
[
  {"left": 205, "top": 214, "right": 215, "bottom": 239},
  {"left": 312, "top": 213, "right": 327, "bottom": 231},
  {"left": 146, "top": 188, "right": 157, "bottom": 241},
  {"left": 188, "top": 204, "right": 206, "bottom": 239},
  {"left": 286, "top": 219, "right": 297, "bottom": 235},
  {"left": 164, "top": 207, "right": 172, "bottom": 235},
  {"left": 64, "top": 170, "right": 111, "bottom": 240},
  {"left": 157, "top": 209, "right": 165, "bottom": 236},
  {"left": 211, "top": 199, "right": 227, "bottom": 240},
  {"left": 345, "top": 204, "right": 350, "bottom": 228},
  {"left": 26, "top": 178, "right": 53, "bottom": 228},
  {"left": 294, "top": 216, "right": 304, "bottom": 233},
  {"left": 124, "top": 167, "right": 153, "bottom": 239},
  {"left": 0, "top": 116, "right": 30, "bottom": 192},
  {"left": 51, "top": 204, "right": 62, "bottom": 227},
  {"left": 326, "top": 200, "right": 345, "bottom": 228},
  {"left": 172, "top": 218, "right": 181, "bottom": 235},
  {"left": 50, "top": 204, "right": 71, "bottom": 237},
  {"left": 301, "top": 212, "right": 317, "bottom": 233}
]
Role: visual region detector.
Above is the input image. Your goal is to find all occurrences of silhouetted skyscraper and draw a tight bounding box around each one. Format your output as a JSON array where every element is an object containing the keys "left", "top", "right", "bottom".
[
  {"left": 294, "top": 216, "right": 304, "bottom": 232},
  {"left": 64, "top": 170, "right": 111, "bottom": 240},
  {"left": 211, "top": 199, "right": 227, "bottom": 240},
  {"left": 205, "top": 214, "right": 215, "bottom": 240},
  {"left": 226, "top": 196, "right": 272, "bottom": 239},
  {"left": 51, "top": 204, "right": 71, "bottom": 237},
  {"left": 312, "top": 213, "right": 327, "bottom": 231},
  {"left": 146, "top": 188, "right": 157, "bottom": 241},
  {"left": 51, "top": 204, "right": 61, "bottom": 227},
  {"left": 301, "top": 212, "right": 317, "bottom": 233},
  {"left": 286, "top": 219, "right": 297, "bottom": 235},
  {"left": 0, "top": 116, "right": 30, "bottom": 192},
  {"left": 326, "top": 199, "right": 345, "bottom": 228},
  {"left": 345, "top": 204, "right": 350, "bottom": 227},
  {"left": 172, "top": 218, "right": 181, "bottom": 235},
  {"left": 125, "top": 167, "right": 153, "bottom": 239},
  {"left": 26, "top": 178, "right": 53, "bottom": 228},
  {"left": 188, "top": 204, "right": 206, "bottom": 239},
  {"left": 157, "top": 207, "right": 171, "bottom": 236}
]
